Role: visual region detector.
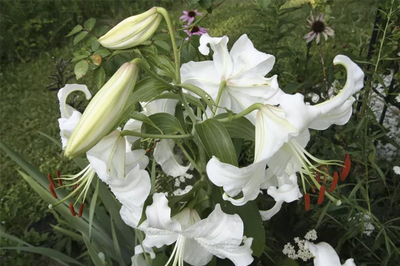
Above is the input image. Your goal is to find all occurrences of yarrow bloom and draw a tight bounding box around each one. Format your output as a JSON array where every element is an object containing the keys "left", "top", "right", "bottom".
[
  {"left": 184, "top": 25, "right": 207, "bottom": 40},
  {"left": 180, "top": 10, "right": 202, "bottom": 25},
  {"left": 304, "top": 12, "right": 334, "bottom": 44}
]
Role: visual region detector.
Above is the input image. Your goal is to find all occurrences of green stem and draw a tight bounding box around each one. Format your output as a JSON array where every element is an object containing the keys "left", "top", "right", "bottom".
[
  {"left": 177, "top": 89, "right": 197, "bottom": 126},
  {"left": 212, "top": 80, "right": 227, "bottom": 117},
  {"left": 217, "top": 103, "right": 263, "bottom": 122},
  {"left": 120, "top": 130, "right": 191, "bottom": 139},
  {"left": 130, "top": 58, "right": 175, "bottom": 90},
  {"left": 176, "top": 141, "right": 202, "bottom": 173},
  {"left": 156, "top": 7, "right": 180, "bottom": 83}
]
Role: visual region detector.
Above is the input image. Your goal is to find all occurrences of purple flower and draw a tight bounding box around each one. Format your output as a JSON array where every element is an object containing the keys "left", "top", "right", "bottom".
[
  {"left": 304, "top": 12, "right": 334, "bottom": 44},
  {"left": 180, "top": 10, "right": 202, "bottom": 25},
  {"left": 184, "top": 25, "right": 207, "bottom": 40}
]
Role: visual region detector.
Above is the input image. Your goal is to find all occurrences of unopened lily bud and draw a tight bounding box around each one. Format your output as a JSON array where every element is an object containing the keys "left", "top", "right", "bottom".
[
  {"left": 64, "top": 62, "right": 138, "bottom": 158},
  {"left": 99, "top": 7, "right": 162, "bottom": 49}
]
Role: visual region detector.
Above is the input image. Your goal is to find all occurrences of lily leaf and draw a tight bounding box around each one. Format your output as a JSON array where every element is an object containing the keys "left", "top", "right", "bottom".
[{"left": 195, "top": 119, "right": 238, "bottom": 166}]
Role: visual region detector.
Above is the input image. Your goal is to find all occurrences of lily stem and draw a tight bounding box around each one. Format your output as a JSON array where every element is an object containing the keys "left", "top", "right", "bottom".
[{"left": 156, "top": 7, "right": 181, "bottom": 83}]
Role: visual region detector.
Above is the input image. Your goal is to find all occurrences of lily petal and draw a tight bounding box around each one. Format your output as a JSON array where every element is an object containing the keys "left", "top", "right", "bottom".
[
  {"left": 306, "top": 241, "right": 356, "bottom": 266},
  {"left": 57, "top": 84, "right": 91, "bottom": 119},
  {"left": 153, "top": 139, "right": 190, "bottom": 177},
  {"left": 143, "top": 193, "right": 181, "bottom": 248},
  {"left": 255, "top": 105, "right": 298, "bottom": 162},
  {"left": 206, "top": 157, "right": 267, "bottom": 205}
]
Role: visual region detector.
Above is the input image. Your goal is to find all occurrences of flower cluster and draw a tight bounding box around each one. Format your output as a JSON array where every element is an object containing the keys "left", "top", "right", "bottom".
[
  {"left": 283, "top": 229, "right": 356, "bottom": 266},
  {"left": 180, "top": 9, "right": 207, "bottom": 40},
  {"left": 51, "top": 7, "right": 363, "bottom": 266}
]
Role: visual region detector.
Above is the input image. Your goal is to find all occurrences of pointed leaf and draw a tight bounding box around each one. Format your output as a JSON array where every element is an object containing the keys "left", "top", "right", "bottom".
[
  {"left": 74, "top": 60, "right": 89, "bottom": 80},
  {"left": 142, "top": 113, "right": 186, "bottom": 135},
  {"left": 195, "top": 119, "right": 238, "bottom": 166},
  {"left": 74, "top": 31, "right": 89, "bottom": 45},
  {"left": 66, "top": 25, "right": 83, "bottom": 37},
  {"left": 84, "top": 18, "right": 96, "bottom": 31}
]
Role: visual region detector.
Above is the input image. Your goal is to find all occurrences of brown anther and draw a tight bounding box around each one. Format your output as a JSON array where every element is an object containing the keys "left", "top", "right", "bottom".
[
  {"left": 78, "top": 203, "right": 84, "bottom": 218},
  {"left": 340, "top": 154, "right": 351, "bottom": 181},
  {"left": 329, "top": 172, "right": 339, "bottom": 192},
  {"left": 317, "top": 185, "right": 326, "bottom": 205},
  {"left": 48, "top": 173, "right": 57, "bottom": 188},
  {"left": 305, "top": 193, "right": 311, "bottom": 211},
  {"left": 69, "top": 203, "right": 76, "bottom": 216},
  {"left": 49, "top": 184, "right": 58, "bottom": 199},
  {"left": 316, "top": 171, "right": 321, "bottom": 183},
  {"left": 311, "top": 186, "right": 316, "bottom": 193},
  {"left": 56, "top": 169, "right": 63, "bottom": 186}
]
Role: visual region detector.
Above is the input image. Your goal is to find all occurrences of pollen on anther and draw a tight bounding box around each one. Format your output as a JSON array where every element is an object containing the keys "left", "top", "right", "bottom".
[
  {"left": 340, "top": 154, "right": 351, "bottom": 181},
  {"left": 329, "top": 172, "right": 339, "bottom": 192},
  {"left": 48, "top": 173, "right": 57, "bottom": 188},
  {"left": 318, "top": 185, "right": 326, "bottom": 205},
  {"left": 78, "top": 203, "right": 84, "bottom": 218},
  {"left": 315, "top": 171, "right": 321, "bottom": 183},
  {"left": 56, "top": 169, "right": 63, "bottom": 186},
  {"left": 305, "top": 193, "right": 311, "bottom": 211},
  {"left": 69, "top": 203, "right": 76, "bottom": 216},
  {"left": 49, "top": 184, "right": 58, "bottom": 199}
]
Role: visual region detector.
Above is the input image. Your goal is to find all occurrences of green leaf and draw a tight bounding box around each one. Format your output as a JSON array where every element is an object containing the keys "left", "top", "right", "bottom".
[
  {"left": 92, "top": 40, "right": 101, "bottom": 51},
  {"left": 83, "top": 236, "right": 106, "bottom": 266},
  {"left": 255, "top": 0, "right": 272, "bottom": 9},
  {"left": 93, "top": 67, "right": 106, "bottom": 89},
  {"left": 131, "top": 111, "right": 162, "bottom": 134},
  {"left": 142, "top": 113, "right": 186, "bottom": 135},
  {"left": 0, "top": 246, "right": 82, "bottom": 265},
  {"left": 198, "top": 0, "right": 212, "bottom": 9},
  {"left": 177, "top": 83, "right": 215, "bottom": 110},
  {"left": 154, "top": 40, "right": 171, "bottom": 53},
  {"left": 131, "top": 77, "right": 169, "bottom": 103},
  {"left": 96, "top": 48, "right": 111, "bottom": 58},
  {"left": 110, "top": 214, "right": 125, "bottom": 266},
  {"left": 66, "top": 25, "right": 83, "bottom": 37},
  {"left": 195, "top": 119, "right": 238, "bottom": 166},
  {"left": 74, "top": 60, "right": 89, "bottom": 80},
  {"left": 141, "top": 53, "right": 176, "bottom": 80},
  {"left": 84, "top": 18, "right": 96, "bottom": 31},
  {"left": 216, "top": 114, "right": 255, "bottom": 141},
  {"left": 96, "top": 25, "right": 111, "bottom": 36},
  {"left": 73, "top": 31, "right": 89, "bottom": 45},
  {"left": 89, "top": 180, "right": 100, "bottom": 239}
]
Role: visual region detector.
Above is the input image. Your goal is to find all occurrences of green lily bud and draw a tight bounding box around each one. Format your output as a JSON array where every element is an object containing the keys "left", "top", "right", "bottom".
[
  {"left": 98, "top": 7, "right": 162, "bottom": 49},
  {"left": 64, "top": 62, "right": 138, "bottom": 158}
]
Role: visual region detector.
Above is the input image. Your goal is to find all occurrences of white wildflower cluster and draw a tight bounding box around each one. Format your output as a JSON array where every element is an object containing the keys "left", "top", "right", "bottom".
[
  {"left": 348, "top": 213, "right": 375, "bottom": 237},
  {"left": 172, "top": 173, "right": 193, "bottom": 196},
  {"left": 393, "top": 166, "right": 400, "bottom": 175},
  {"left": 282, "top": 230, "right": 317, "bottom": 261},
  {"left": 371, "top": 71, "right": 400, "bottom": 161},
  {"left": 362, "top": 214, "right": 375, "bottom": 237}
]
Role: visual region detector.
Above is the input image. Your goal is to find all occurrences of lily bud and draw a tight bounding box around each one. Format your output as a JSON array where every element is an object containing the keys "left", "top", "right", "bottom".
[
  {"left": 64, "top": 62, "right": 138, "bottom": 158},
  {"left": 98, "top": 7, "right": 162, "bottom": 49}
]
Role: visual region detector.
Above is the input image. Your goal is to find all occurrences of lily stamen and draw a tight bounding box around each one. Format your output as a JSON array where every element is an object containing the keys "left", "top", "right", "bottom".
[
  {"left": 340, "top": 154, "right": 351, "bottom": 181},
  {"left": 69, "top": 203, "right": 76, "bottom": 216},
  {"left": 317, "top": 185, "right": 326, "bottom": 205},
  {"left": 48, "top": 173, "right": 57, "bottom": 188},
  {"left": 49, "top": 184, "right": 58, "bottom": 199}
]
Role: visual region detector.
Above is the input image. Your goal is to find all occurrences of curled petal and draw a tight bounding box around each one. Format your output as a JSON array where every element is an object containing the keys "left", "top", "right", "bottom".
[
  {"left": 153, "top": 139, "right": 190, "bottom": 177},
  {"left": 58, "top": 111, "right": 82, "bottom": 149},
  {"left": 259, "top": 201, "right": 284, "bottom": 221},
  {"left": 206, "top": 157, "right": 267, "bottom": 205},
  {"left": 143, "top": 193, "right": 181, "bottom": 248},
  {"left": 58, "top": 84, "right": 91, "bottom": 119},
  {"left": 198, "top": 34, "right": 233, "bottom": 79},
  {"left": 306, "top": 241, "right": 356, "bottom": 266},
  {"left": 267, "top": 173, "right": 302, "bottom": 203},
  {"left": 184, "top": 205, "right": 254, "bottom": 266}
]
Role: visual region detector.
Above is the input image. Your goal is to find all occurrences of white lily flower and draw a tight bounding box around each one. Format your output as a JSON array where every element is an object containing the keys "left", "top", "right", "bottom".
[
  {"left": 57, "top": 84, "right": 92, "bottom": 149},
  {"left": 181, "top": 33, "right": 282, "bottom": 123},
  {"left": 259, "top": 169, "right": 302, "bottom": 220},
  {"left": 56, "top": 85, "right": 150, "bottom": 215},
  {"left": 255, "top": 55, "right": 364, "bottom": 164},
  {"left": 206, "top": 156, "right": 267, "bottom": 206},
  {"left": 306, "top": 242, "right": 356, "bottom": 266},
  {"left": 140, "top": 193, "right": 254, "bottom": 266}
]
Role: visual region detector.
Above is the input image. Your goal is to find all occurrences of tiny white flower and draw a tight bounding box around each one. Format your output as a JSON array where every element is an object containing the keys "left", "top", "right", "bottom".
[{"left": 393, "top": 166, "right": 400, "bottom": 175}]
